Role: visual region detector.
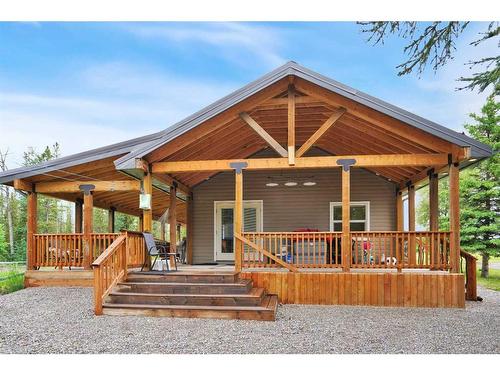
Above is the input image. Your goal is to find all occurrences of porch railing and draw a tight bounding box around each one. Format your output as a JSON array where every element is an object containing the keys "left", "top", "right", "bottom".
[
  {"left": 92, "top": 234, "right": 127, "bottom": 315},
  {"left": 239, "top": 231, "right": 451, "bottom": 271},
  {"left": 31, "top": 231, "right": 145, "bottom": 269}
]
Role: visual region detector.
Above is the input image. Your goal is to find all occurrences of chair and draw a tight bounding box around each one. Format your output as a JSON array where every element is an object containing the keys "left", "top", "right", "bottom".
[{"left": 141, "top": 233, "right": 178, "bottom": 272}]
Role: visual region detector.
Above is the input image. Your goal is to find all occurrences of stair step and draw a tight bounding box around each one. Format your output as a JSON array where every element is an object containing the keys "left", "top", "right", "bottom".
[
  {"left": 107, "top": 287, "right": 266, "bottom": 306},
  {"left": 102, "top": 295, "right": 278, "bottom": 321},
  {"left": 126, "top": 271, "right": 239, "bottom": 284},
  {"left": 117, "top": 279, "right": 253, "bottom": 295}
]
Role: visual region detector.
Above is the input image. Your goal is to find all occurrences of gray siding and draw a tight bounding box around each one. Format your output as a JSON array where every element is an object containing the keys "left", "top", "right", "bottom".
[{"left": 192, "top": 167, "right": 397, "bottom": 264}]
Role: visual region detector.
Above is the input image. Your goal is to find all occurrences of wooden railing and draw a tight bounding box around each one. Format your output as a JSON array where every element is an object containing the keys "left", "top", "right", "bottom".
[
  {"left": 239, "top": 231, "right": 451, "bottom": 271},
  {"left": 240, "top": 232, "right": 342, "bottom": 270},
  {"left": 91, "top": 235, "right": 127, "bottom": 315},
  {"left": 350, "top": 231, "right": 451, "bottom": 270},
  {"left": 32, "top": 233, "right": 118, "bottom": 268},
  {"left": 122, "top": 230, "right": 147, "bottom": 267},
  {"left": 460, "top": 250, "right": 478, "bottom": 301}
]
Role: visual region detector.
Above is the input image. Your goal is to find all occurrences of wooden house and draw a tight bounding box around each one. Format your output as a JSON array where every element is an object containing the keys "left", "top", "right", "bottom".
[{"left": 0, "top": 62, "right": 491, "bottom": 320}]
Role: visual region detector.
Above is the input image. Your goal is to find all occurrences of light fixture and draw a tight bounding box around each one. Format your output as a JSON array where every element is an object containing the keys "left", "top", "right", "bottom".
[
  {"left": 375, "top": 173, "right": 380, "bottom": 176},
  {"left": 284, "top": 182, "right": 298, "bottom": 187},
  {"left": 469, "top": 158, "right": 477, "bottom": 162},
  {"left": 266, "top": 182, "right": 279, "bottom": 187},
  {"left": 303, "top": 181, "right": 316, "bottom": 186}
]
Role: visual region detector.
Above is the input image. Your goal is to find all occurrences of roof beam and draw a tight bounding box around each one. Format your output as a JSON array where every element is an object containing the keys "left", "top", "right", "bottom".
[
  {"left": 152, "top": 173, "right": 191, "bottom": 197},
  {"left": 13, "top": 179, "right": 33, "bottom": 192},
  {"left": 288, "top": 84, "right": 296, "bottom": 165},
  {"left": 35, "top": 180, "right": 141, "bottom": 193},
  {"left": 152, "top": 154, "right": 449, "bottom": 173},
  {"left": 239, "top": 112, "right": 288, "bottom": 158},
  {"left": 296, "top": 108, "right": 346, "bottom": 157}
]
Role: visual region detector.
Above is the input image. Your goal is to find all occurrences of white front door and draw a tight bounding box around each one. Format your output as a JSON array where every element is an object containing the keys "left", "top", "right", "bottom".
[{"left": 214, "top": 201, "right": 263, "bottom": 261}]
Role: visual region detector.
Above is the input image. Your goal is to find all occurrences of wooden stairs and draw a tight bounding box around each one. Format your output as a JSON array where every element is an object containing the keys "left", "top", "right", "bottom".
[{"left": 101, "top": 271, "right": 278, "bottom": 321}]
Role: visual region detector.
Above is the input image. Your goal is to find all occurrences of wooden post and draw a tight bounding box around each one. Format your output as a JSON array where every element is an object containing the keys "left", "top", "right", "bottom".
[
  {"left": 176, "top": 224, "right": 182, "bottom": 243},
  {"left": 142, "top": 170, "right": 153, "bottom": 232},
  {"left": 75, "top": 198, "right": 83, "bottom": 233},
  {"left": 396, "top": 190, "right": 403, "bottom": 232},
  {"left": 160, "top": 220, "right": 166, "bottom": 241},
  {"left": 234, "top": 169, "right": 243, "bottom": 272},
  {"left": 287, "top": 84, "right": 295, "bottom": 165},
  {"left": 341, "top": 167, "right": 351, "bottom": 272},
  {"left": 83, "top": 191, "right": 93, "bottom": 269},
  {"left": 168, "top": 184, "right": 177, "bottom": 266},
  {"left": 408, "top": 184, "right": 416, "bottom": 266},
  {"left": 108, "top": 206, "right": 116, "bottom": 233},
  {"left": 429, "top": 171, "right": 439, "bottom": 231},
  {"left": 26, "top": 192, "right": 37, "bottom": 270},
  {"left": 186, "top": 193, "right": 194, "bottom": 265},
  {"left": 138, "top": 216, "right": 143, "bottom": 232},
  {"left": 449, "top": 163, "right": 460, "bottom": 273}
]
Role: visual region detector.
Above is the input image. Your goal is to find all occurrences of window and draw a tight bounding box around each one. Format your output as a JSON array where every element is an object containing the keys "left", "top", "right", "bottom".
[{"left": 330, "top": 202, "right": 370, "bottom": 231}]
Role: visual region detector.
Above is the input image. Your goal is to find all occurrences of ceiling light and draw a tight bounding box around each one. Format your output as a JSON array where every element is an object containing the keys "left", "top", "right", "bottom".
[
  {"left": 284, "top": 182, "right": 298, "bottom": 187},
  {"left": 266, "top": 182, "right": 279, "bottom": 187},
  {"left": 303, "top": 182, "right": 316, "bottom": 186},
  {"left": 469, "top": 158, "right": 477, "bottom": 162}
]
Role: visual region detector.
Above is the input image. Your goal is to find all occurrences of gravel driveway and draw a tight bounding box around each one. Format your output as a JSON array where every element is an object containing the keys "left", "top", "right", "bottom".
[{"left": 1, "top": 286, "right": 499, "bottom": 354}]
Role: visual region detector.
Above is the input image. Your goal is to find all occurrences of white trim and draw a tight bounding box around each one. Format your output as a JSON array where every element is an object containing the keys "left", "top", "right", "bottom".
[
  {"left": 213, "top": 200, "right": 263, "bottom": 262},
  {"left": 329, "top": 201, "right": 371, "bottom": 231}
]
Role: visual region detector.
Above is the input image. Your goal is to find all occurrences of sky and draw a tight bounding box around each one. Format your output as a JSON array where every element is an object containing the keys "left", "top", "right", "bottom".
[{"left": 0, "top": 21, "right": 496, "bottom": 168}]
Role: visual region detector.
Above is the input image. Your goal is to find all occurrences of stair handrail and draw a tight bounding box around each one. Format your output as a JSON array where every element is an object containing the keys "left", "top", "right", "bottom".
[
  {"left": 460, "top": 249, "right": 479, "bottom": 301},
  {"left": 91, "top": 234, "right": 127, "bottom": 315}
]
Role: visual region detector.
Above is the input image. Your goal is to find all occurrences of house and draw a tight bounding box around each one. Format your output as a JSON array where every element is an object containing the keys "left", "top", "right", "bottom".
[{"left": 0, "top": 62, "right": 491, "bottom": 320}]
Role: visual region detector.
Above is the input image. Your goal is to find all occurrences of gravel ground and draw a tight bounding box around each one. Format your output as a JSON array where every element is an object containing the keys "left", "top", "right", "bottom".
[{"left": 1, "top": 286, "right": 499, "bottom": 354}]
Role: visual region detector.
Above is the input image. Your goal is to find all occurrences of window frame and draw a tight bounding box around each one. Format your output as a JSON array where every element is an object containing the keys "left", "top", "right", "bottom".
[{"left": 329, "top": 201, "right": 371, "bottom": 232}]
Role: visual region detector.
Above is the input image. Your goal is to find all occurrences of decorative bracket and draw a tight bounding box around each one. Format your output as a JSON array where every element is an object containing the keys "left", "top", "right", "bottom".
[
  {"left": 79, "top": 184, "right": 95, "bottom": 196},
  {"left": 229, "top": 162, "right": 248, "bottom": 174},
  {"left": 336, "top": 158, "right": 356, "bottom": 172}
]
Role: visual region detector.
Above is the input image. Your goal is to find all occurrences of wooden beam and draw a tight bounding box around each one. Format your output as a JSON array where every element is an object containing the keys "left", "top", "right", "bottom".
[
  {"left": 138, "top": 215, "right": 144, "bottom": 232},
  {"left": 296, "top": 108, "right": 346, "bottom": 157},
  {"left": 83, "top": 191, "right": 93, "bottom": 269},
  {"left": 261, "top": 95, "right": 322, "bottom": 107},
  {"left": 234, "top": 170, "right": 243, "bottom": 272},
  {"left": 35, "top": 180, "right": 140, "bottom": 193},
  {"left": 429, "top": 171, "right": 439, "bottom": 231},
  {"left": 142, "top": 171, "right": 153, "bottom": 233},
  {"left": 168, "top": 184, "right": 177, "bottom": 266},
  {"left": 75, "top": 198, "right": 83, "bottom": 233},
  {"left": 152, "top": 173, "right": 191, "bottom": 197},
  {"left": 341, "top": 167, "right": 351, "bottom": 272},
  {"left": 186, "top": 193, "right": 194, "bottom": 265},
  {"left": 239, "top": 112, "right": 287, "bottom": 158},
  {"left": 108, "top": 207, "right": 116, "bottom": 233},
  {"left": 26, "top": 192, "right": 37, "bottom": 270},
  {"left": 14, "top": 179, "right": 33, "bottom": 192},
  {"left": 449, "top": 163, "right": 460, "bottom": 273},
  {"left": 153, "top": 154, "right": 449, "bottom": 173},
  {"left": 396, "top": 190, "right": 404, "bottom": 232},
  {"left": 288, "top": 84, "right": 296, "bottom": 165},
  {"left": 135, "top": 158, "right": 149, "bottom": 173}
]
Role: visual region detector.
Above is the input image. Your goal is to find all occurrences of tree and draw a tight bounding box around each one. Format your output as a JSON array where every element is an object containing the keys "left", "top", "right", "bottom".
[
  {"left": 358, "top": 22, "right": 500, "bottom": 94},
  {"left": 461, "top": 95, "right": 499, "bottom": 277}
]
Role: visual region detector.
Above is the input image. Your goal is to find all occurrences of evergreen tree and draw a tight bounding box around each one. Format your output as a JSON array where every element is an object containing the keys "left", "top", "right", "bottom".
[{"left": 461, "top": 95, "right": 499, "bottom": 277}]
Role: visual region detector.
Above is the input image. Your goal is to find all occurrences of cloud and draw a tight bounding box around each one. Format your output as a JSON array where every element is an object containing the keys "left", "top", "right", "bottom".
[
  {"left": 0, "top": 62, "right": 239, "bottom": 167},
  {"left": 125, "top": 22, "right": 286, "bottom": 69}
]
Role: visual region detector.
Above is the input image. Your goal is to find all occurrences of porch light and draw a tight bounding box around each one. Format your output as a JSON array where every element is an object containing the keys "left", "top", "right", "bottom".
[
  {"left": 284, "top": 182, "right": 298, "bottom": 187},
  {"left": 303, "top": 182, "right": 316, "bottom": 186},
  {"left": 265, "top": 182, "right": 279, "bottom": 187},
  {"left": 139, "top": 193, "right": 152, "bottom": 210}
]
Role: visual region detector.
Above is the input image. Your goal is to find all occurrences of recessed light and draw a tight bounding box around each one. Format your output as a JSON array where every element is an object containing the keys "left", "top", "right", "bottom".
[
  {"left": 303, "top": 182, "right": 316, "bottom": 186},
  {"left": 265, "top": 182, "right": 279, "bottom": 187},
  {"left": 284, "top": 182, "right": 298, "bottom": 187}
]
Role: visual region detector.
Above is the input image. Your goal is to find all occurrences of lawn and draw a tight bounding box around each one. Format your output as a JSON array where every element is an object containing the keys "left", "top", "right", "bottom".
[
  {"left": 0, "top": 264, "right": 25, "bottom": 295},
  {"left": 473, "top": 254, "right": 500, "bottom": 292}
]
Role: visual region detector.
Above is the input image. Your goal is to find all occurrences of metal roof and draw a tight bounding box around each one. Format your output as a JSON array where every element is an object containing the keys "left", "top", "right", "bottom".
[
  {"left": 0, "top": 61, "right": 493, "bottom": 184},
  {"left": 113, "top": 61, "right": 493, "bottom": 169}
]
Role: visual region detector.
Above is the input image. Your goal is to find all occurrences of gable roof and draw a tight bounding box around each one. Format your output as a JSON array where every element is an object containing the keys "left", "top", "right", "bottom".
[
  {"left": 113, "top": 61, "right": 492, "bottom": 170},
  {"left": 0, "top": 61, "right": 493, "bottom": 185}
]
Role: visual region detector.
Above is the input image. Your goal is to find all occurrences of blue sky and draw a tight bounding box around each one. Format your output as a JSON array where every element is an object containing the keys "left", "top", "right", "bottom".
[{"left": 0, "top": 22, "right": 495, "bottom": 167}]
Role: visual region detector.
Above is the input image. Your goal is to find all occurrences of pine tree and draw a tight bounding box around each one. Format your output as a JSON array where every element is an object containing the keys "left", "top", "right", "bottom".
[{"left": 461, "top": 95, "right": 499, "bottom": 277}]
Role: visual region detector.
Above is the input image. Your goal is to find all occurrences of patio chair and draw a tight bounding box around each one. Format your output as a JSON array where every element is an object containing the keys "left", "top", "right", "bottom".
[{"left": 141, "top": 232, "right": 178, "bottom": 272}]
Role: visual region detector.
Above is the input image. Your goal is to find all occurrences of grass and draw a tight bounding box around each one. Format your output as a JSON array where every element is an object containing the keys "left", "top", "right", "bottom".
[
  {"left": 473, "top": 254, "right": 500, "bottom": 292},
  {"left": 0, "top": 264, "right": 25, "bottom": 295}
]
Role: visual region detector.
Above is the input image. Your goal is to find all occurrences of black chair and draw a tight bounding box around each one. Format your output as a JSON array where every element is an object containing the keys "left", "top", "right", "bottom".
[{"left": 141, "top": 233, "right": 178, "bottom": 272}]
